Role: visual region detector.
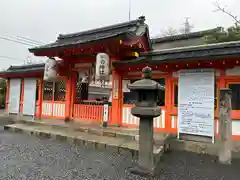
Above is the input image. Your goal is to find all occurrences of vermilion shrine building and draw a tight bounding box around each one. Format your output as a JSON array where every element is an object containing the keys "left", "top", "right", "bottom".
[{"left": 1, "top": 16, "right": 240, "bottom": 140}]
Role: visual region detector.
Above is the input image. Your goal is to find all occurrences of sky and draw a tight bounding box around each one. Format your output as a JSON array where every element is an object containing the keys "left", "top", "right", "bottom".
[{"left": 0, "top": 0, "right": 239, "bottom": 69}]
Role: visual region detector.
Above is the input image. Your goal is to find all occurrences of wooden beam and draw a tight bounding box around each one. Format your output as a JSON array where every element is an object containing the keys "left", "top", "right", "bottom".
[{"left": 121, "top": 51, "right": 139, "bottom": 58}]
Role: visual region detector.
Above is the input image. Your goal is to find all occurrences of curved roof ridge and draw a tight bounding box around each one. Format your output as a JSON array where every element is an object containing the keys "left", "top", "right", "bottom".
[{"left": 58, "top": 16, "right": 146, "bottom": 40}]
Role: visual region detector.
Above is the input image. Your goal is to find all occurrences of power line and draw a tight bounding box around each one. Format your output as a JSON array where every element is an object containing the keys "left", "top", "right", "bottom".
[
  {"left": 15, "top": 37, "right": 42, "bottom": 46},
  {"left": 0, "top": 55, "right": 25, "bottom": 62},
  {"left": 16, "top": 36, "right": 44, "bottom": 45},
  {"left": 0, "top": 36, "right": 36, "bottom": 47}
]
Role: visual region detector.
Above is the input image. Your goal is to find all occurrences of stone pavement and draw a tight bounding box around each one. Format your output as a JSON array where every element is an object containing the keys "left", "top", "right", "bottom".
[
  {"left": 0, "top": 125, "right": 239, "bottom": 180},
  {"left": 5, "top": 118, "right": 240, "bottom": 158},
  {"left": 4, "top": 122, "right": 170, "bottom": 165},
  {"left": 0, "top": 110, "right": 14, "bottom": 125}
]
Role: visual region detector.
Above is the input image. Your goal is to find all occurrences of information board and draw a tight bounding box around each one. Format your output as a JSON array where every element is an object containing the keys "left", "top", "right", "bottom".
[{"left": 178, "top": 69, "right": 215, "bottom": 141}]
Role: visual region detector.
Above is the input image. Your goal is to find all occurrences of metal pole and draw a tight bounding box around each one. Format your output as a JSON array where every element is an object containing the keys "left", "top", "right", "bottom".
[{"left": 128, "top": 0, "right": 131, "bottom": 21}]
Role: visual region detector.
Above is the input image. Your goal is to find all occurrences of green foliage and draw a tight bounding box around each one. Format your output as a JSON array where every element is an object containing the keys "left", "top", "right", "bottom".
[
  {"left": 0, "top": 79, "right": 7, "bottom": 107},
  {"left": 204, "top": 25, "right": 240, "bottom": 44}
]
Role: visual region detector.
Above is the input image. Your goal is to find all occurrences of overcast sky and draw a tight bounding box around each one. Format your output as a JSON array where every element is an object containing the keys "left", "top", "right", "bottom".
[{"left": 0, "top": 0, "right": 239, "bottom": 69}]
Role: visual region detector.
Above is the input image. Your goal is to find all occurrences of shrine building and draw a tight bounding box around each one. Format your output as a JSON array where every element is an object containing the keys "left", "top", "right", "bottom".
[{"left": 1, "top": 16, "right": 240, "bottom": 140}]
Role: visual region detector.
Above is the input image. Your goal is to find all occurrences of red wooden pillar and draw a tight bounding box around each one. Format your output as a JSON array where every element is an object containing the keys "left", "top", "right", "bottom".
[
  {"left": 219, "top": 70, "right": 226, "bottom": 88},
  {"left": 111, "top": 57, "right": 123, "bottom": 126},
  {"left": 65, "top": 74, "right": 73, "bottom": 121},
  {"left": 35, "top": 78, "right": 43, "bottom": 120},
  {"left": 19, "top": 79, "right": 24, "bottom": 114},
  {"left": 5, "top": 78, "right": 10, "bottom": 113},
  {"left": 164, "top": 73, "right": 173, "bottom": 132},
  {"left": 70, "top": 72, "right": 77, "bottom": 119}
]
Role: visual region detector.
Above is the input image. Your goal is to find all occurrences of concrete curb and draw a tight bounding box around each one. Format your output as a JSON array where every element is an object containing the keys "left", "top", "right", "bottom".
[
  {"left": 4, "top": 124, "right": 168, "bottom": 163},
  {"left": 17, "top": 120, "right": 168, "bottom": 143},
  {"left": 18, "top": 120, "right": 135, "bottom": 139},
  {"left": 0, "top": 116, "right": 15, "bottom": 125},
  {"left": 169, "top": 139, "right": 240, "bottom": 159}
]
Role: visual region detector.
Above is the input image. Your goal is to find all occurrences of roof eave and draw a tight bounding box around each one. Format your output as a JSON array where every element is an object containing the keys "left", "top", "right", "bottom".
[
  {"left": 0, "top": 71, "right": 44, "bottom": 78},
  {"left": 151, "top": 27, "right": 222, "bottom": 44},
  {"left": 113, "top": 43, "right": 240, "bottom": 67},
  {"left": 28, "top": 33, "right": 129, "bottom": 55}
]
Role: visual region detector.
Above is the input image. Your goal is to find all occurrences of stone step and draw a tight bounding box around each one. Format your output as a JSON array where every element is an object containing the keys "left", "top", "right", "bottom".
[
  {"left": 4, "top": 123, "right": 169, "bottom": 164},
  {"left": 17, "top": 120, "right": 169, "bottom": 144}
]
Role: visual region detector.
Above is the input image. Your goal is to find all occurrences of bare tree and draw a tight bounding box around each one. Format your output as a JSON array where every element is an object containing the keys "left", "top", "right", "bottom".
[
  {"left": 179, "top": 17, "right": 194, "bottom": 34},
  {"left": 214, "top": 1, "right": 240, "bottom": 25},
  {"left": 160, "top": 27, "right": 178, "bottom": 37}
]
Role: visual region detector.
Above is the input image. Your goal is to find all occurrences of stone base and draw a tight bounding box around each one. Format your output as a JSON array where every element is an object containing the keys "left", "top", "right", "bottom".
[
  {"left": 129, "top": 165, "right": 155, "bottom": 177},
  {"left": 102, "top": 122, "right": 108, "bottom": 127},
  {"left": 64, "top": 117, "right": 72, "bottom": 122}
]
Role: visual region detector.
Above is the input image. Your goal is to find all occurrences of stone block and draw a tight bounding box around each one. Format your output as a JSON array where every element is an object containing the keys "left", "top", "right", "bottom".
[
  {"left": 88, "top": 128, "right": 103, "bottom": 136},
  {"left": 76, "top": 127, "right": 88, "bottom": 133},
  {"left": 39, "top": 132, "right": 51, "bottom": 138},
  {"left": 74, "top": 138, "right": 85, "bottom": 146},
  {"left": 33, "top": 130, "right": 39, "bottom": 136},
  {"left": 115, "top": 133, "right": 135, "bottom": 140},
  {"left": 118, "top": 147, "right": 132, "bottom": 155},
  {"left": 55, "top": 134, "right": 67, "bottom": 141},
  {"left": 66, "top": 136, "right": 76, "bottom": 144},
  {"left": 103, "top": 131, "right": 116, "bottom": 137},
  {"left": 23, "top": 129, "right": 34, "bottom": 136},
  {"left": 85, "top": 140, "right": 96, "bottom": 149},
  {"left": 105, "top": 144, "right": 119, "bottom": 153},
  {"left": 14, "top": 127, "right": 23, "bottom": 133},
  {"left": 95, "top": 142, "right": 106, "bottom": 150}
]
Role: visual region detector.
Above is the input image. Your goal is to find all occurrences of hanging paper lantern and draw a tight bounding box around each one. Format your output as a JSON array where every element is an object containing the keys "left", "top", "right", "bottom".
[
  {"left": 96, "top": 53, "right": 110, "bottom": 81},
  {"left": 44, "top": 57, "right": 57, "bottom": 81}
]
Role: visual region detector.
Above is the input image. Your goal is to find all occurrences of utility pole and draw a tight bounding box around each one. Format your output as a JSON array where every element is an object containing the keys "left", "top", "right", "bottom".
[
  {"left": 128, "top": 0, "right": 131, "bottom": 21},
  {"left": 180, "top": 17, "right": 194, "bottom": 34}
]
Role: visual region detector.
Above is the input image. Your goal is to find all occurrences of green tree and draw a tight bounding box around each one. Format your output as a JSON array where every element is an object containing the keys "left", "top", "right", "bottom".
[
  {"left": 0, "top": 79, "right": 7, "bottom": 108},
  {"left": 204, "top": 26, "right": 240, "bottom": 44},
  {"left": 204, "top": 1, "right": 240, "bottom": 44}
]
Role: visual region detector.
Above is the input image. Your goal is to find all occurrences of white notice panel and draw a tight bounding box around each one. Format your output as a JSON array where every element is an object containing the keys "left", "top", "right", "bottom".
[
  {"left": 8, "top": 79, "right": 21, "bottom": 114},
  {"left": 178, "top": 69, "right": 215, "bottom": 140},
  {"left": 23, "top": 78, "right": 37, "bottom": 115}
]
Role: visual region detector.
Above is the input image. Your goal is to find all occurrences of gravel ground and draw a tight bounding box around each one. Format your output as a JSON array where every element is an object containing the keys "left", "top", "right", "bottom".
[{"left": 0, "top": 126, "right": 239, "bottom": 180}]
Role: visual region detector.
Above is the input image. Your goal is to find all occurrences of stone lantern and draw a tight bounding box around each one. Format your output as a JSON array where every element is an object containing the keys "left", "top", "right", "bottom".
[{"left": 128, "top": 66, "right": 164, "bottom": 176}]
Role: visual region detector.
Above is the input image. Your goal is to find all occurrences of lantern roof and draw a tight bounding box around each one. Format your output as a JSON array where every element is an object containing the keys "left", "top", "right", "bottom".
[{"left": 29, "top": 16, "right": 151, "bottom": 55}]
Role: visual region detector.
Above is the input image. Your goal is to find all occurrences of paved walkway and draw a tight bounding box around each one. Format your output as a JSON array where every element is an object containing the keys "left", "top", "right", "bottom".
[
  {"left": 29, "top": 118, "right": 139, "bottom": 135},
  {"left": 0, "top": 125, "right": 240, "bottom": 180}
]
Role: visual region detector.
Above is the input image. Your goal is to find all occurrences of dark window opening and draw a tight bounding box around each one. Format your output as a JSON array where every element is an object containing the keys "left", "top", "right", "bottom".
[
  {"left": 174, "top": 84, "right": 178, "bottom": 107},
  {"left": 36, "top": 80, "right": 39, "bottom": 101},
  {"left": 214, "top": 82, "right": 217, "bottom": 108},
  {"left": 54, "top": 80, "right": 66, "bottom": 101},
  {"left": 75, "top": 78, "right": 89, "bottom": 103},
  {"left": 229, "top": 84, "right": 240, "bottom": 110},
  {"left": 43, "top": 81, "right": 53, "bottom": 101},
  {"left": 123, "top": 78, "right": 165, "bottom": 106},
  {"left": 154, "top": 78, "right": 165, "bottom": 106}
]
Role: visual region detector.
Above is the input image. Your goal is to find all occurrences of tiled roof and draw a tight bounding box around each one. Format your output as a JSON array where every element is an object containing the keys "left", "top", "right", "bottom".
[
  {"left": 151, "top": 27, "right": 222, "bottom": 44},
  {"left": 0, "top": 63, "right": 45, "bottom": 75},
  {"left": 113, "top": 40, "right": 240, "bottom": 66},
  {"left": 29, "top": 16, "right": 150, "bottom": 53}
]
